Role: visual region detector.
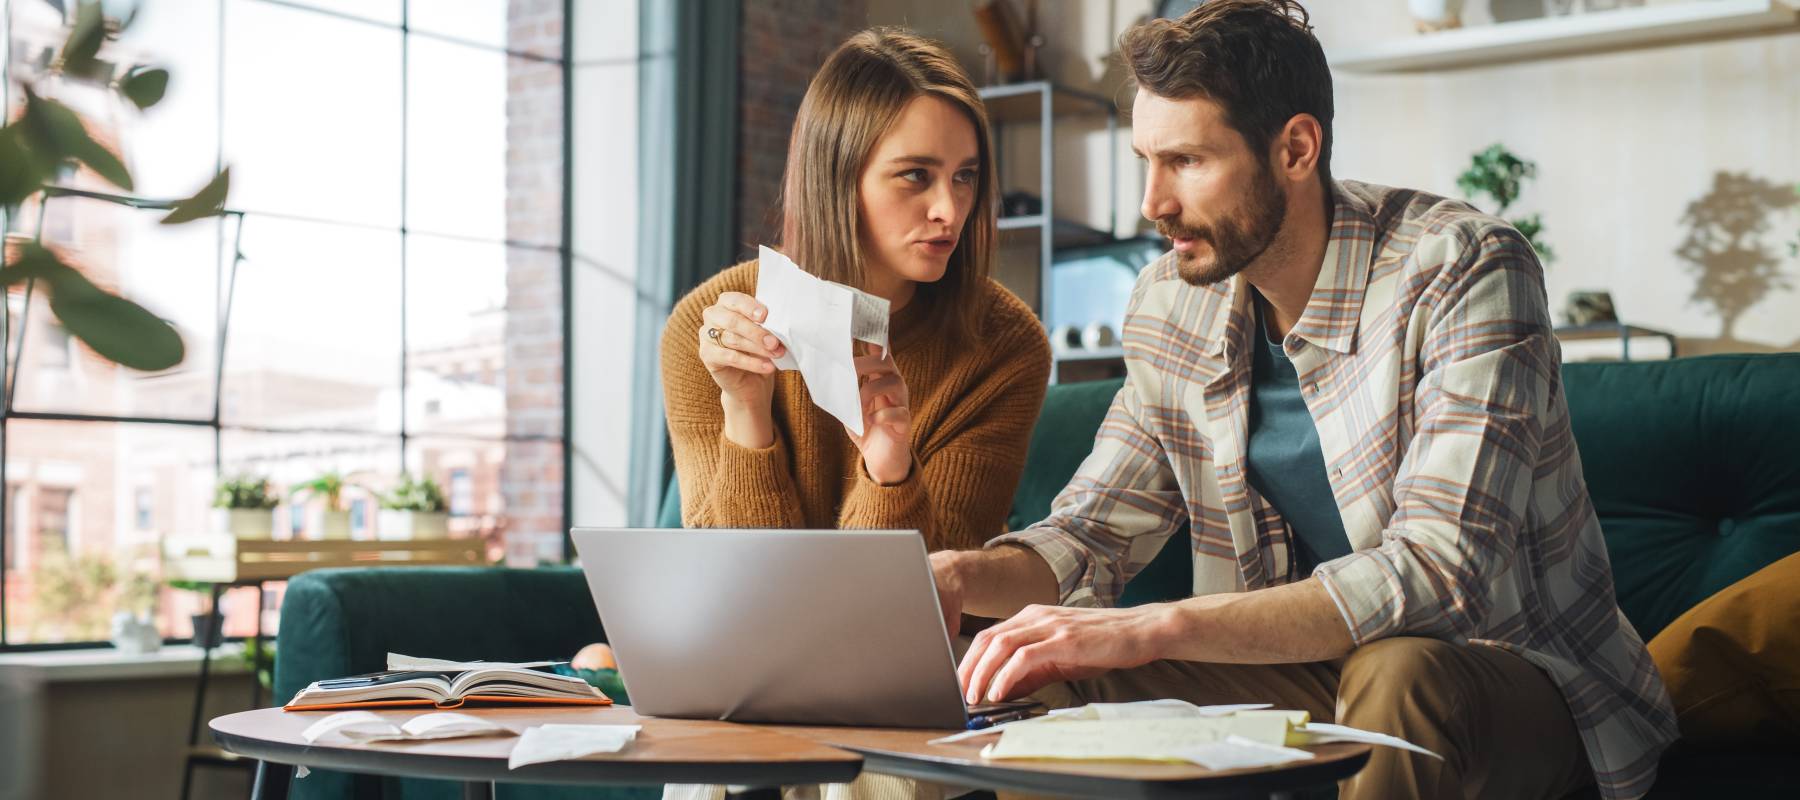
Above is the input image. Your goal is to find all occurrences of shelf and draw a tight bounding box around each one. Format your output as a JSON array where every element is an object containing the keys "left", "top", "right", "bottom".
[
  {"left": 997, "top": 215, "right": 1116, "bottom": 249},
  {"left": 976, "top": 80, "right": 1116, "bottom": 123},
  {"left": 1053, "top": 346, "right": 1125, "bottom": 363},
  {"left": 1329, "top": 0, "right": 1800, "bottom": 73}
]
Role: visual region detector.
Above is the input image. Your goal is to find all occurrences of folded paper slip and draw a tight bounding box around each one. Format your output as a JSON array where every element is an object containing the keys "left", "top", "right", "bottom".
[
  {"left": 286, "top": 664, "right": 610, "bottom": 711},
  {"left": 754, "top": 246, "right": 891, "bottom": 436}
]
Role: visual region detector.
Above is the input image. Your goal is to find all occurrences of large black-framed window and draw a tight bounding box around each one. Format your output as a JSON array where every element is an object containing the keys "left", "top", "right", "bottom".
[{"left": 0, "top": 0, "right": 571, "bottom": 650}]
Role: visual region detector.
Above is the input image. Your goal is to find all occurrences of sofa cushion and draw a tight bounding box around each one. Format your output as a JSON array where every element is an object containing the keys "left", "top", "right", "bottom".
[
  {"left": 1647, "top": 552, "right": 1800, "bottom": 750},
  {"left": 1562, "top": 354, "right": 1800, "bottom": 641}
]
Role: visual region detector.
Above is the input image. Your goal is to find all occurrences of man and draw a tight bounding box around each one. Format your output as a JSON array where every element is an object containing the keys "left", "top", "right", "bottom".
[{"left": 930, "top": 2, "right": 1677, "bottom": 798}]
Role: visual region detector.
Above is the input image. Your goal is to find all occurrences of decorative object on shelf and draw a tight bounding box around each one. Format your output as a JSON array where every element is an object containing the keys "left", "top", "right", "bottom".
[
  {"left": 109, "top": 610, "right": 161, "bottom": 654},
  {"left": 0, "top": 0, "right": 232, "bottom": 373},
  {"left": 1051, "top": 325, "right": 1085, "bottom": 355},
  {"left": 290, "top": 471, "right": 352, "bottom": 540},
  {"left": 1081, "top": 322, "right": 1118, "bottom": 350},
  {"left": 212, "top": 475, "right": 277, "bottom": 540},
  {"left": 167, "top": 579, "right": 222, "bottom": 648},
  {"left": 1456, "top": 143, "right": 1555, "bottom": 264},
  {"left": 1562, "top": 291, "right": 1618, "bottom": 326},
  {"left": 973, "top": 0, "right": 1043, "bottom": 84},
  {"left": 1409, "top": 0, "right": 1466, "bottom": 32},
  {"left": 1001, "top": 190, "right": 1043, "bottom": 218},
  {"left": 377, "top": 473, "right": 450, "bottom": 541}
]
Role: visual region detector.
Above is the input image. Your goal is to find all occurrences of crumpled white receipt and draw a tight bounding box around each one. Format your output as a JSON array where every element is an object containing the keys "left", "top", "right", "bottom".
[
  {"left": 507, "top": 724, "right": 642, "bottom": 769},
  {"left": 754, "top": 246, "right": 891, "bottom": 436},
  {"left": 301, "top": 711, "right": 510, "bottom": 744}
]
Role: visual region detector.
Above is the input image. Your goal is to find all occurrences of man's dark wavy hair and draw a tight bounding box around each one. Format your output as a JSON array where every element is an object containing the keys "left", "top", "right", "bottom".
[{"left": 1121, "top": 0, "right": 1334, "bottom": 189}]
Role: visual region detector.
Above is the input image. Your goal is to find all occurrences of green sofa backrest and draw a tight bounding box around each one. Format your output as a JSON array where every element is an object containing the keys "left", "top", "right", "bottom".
[{"left": 1563, "top": 354, "right": 1800, "bottom": 639}]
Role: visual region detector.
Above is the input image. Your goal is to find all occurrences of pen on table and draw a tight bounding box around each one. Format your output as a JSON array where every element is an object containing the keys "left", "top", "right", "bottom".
[{"left": 964, "top": 708, "right": 1038, "bottom": 730}]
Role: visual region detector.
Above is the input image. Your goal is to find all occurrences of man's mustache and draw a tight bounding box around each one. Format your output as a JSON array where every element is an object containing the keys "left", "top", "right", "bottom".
[{"left": 1157, "top": 218, "right": 1210, "bottom": 242}]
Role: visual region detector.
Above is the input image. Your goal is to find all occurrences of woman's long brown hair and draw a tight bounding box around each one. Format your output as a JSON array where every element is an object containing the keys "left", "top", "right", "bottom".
[{"left": 778, "top": 28, "right": 996, "bottom": 342}]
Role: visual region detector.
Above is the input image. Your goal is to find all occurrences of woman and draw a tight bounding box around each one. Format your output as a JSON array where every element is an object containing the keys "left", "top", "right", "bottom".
[{"left": 662, "top": 28, "right": 1048, "bottom": 549}]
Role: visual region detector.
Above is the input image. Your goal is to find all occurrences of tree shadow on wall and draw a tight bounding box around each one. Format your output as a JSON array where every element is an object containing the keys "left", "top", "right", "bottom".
[{"left": 1674, "top": 171, "right": 1800, "bottom": 348}]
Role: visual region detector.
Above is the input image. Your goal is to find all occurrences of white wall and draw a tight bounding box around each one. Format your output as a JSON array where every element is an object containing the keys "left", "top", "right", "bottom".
[{"left": 875, "top": 0, "right": 1800, "bottom": 354}]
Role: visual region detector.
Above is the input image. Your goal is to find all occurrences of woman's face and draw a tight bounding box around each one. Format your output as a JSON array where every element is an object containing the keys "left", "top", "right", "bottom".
[{"left": 856, "top": 94, "right": 980, "bottom": 295}]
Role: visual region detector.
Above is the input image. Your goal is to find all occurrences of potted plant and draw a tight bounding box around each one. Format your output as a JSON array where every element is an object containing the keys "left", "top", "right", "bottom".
[
  {"left": 212, "top": 475, "right": 277, "bottom": 539},
  {"left": 1456, "top": 143, "right": 1555, "bottom": 264},
  {"left": 377, "top": 473, "right": 450, "bottom": 540},
  {"left": 167, "top": 579, "right": 222, "bottom": 649},
  {"left": 290, "top": 471, "right": 351, "bottom": 539}
]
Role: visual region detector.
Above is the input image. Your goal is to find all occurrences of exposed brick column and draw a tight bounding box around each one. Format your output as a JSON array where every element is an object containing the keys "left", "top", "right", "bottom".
[
  {"left": 734, "top": 0, "right": 869, "bottom": 258},
  {"left": 504, "top": 0, "right": 566, "bottom": 565}
]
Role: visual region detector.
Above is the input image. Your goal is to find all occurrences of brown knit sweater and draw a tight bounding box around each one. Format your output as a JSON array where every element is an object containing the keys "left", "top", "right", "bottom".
[{"left": 662, "top": 261, "right": 1051, "bottom": 552}]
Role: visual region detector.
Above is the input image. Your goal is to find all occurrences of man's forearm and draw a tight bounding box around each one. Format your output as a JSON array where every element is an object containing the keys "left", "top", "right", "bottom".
[
  {"left": 1148, "top": 577, "right": 1355, "bottom": 664},
  {"left": 936, "top": 545, "right": 1060, "bottom": 619}
]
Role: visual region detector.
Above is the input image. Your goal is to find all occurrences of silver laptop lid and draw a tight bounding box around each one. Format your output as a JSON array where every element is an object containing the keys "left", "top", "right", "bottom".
[{"left": 570, "top": 528, "right": 967, "bottom": 729}]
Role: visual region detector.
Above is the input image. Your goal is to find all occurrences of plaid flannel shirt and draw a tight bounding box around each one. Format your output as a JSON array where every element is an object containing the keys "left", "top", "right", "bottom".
[{"left": 992, "top": 181, "right": 1678, "bottom": 799}]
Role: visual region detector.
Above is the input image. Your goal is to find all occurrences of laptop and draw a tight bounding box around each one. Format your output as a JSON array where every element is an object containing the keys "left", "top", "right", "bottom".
[{"left": 571, "top": 528, "right": 983, "bottom": 729}]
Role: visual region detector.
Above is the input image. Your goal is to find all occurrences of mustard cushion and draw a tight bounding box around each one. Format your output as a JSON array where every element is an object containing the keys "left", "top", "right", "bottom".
[{"left": 1647, "top": 551, "right": 1800, "bottom": 750}]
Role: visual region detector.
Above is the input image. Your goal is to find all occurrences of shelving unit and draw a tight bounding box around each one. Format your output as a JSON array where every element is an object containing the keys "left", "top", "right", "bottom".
[
  {"left": 977, "top": 81, "right": 1122, "bottom": 382},
  {"left": 1329, "top": 0, "right": 1800, "bottom": 73}
]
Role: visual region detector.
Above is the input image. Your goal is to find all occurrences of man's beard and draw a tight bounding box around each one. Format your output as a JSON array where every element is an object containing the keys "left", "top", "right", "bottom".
[{"left": 1157, "top": 166, "right": 1288, "bottom": 287}]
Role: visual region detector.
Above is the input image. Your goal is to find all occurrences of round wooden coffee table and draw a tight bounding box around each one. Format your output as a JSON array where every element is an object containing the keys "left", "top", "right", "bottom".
[{"left": 211, "top": 705, "right": 862, "bottom": 799}]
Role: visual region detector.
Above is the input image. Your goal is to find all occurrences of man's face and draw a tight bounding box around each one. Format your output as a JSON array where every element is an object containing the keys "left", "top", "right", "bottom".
[{"left": 1132, "top": 89, "right": 1287, "bottom": 287}]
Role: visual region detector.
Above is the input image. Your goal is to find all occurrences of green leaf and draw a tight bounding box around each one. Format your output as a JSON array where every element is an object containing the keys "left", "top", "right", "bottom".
[
  {"left": 161, "top": 167, "right": 229, "bottom": 224},
  {"left": 58, "top": 1, "right": 108, "bottom": 82},
  {"left": 0, "top": 126, "right": 53, "bottom": 207},
  {"left": 20, "top": 89, "right": 134, "bottom": 190},
  {"left": 118, "top": 66, "right": 168, "bottom": 110},
  {"left": 5, "top": 241, "right": 183, "bottom": 371}
]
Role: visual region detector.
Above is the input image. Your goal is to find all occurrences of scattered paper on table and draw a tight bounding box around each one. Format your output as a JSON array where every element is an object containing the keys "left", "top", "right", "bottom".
[
  {"left": 1295, "top": 722, "right": 1442, "bottom": 760},
  {"left": 971, "top": 701, "right": 1433, "bottom": 767},
  {"left": 508, "top": 724, "right": 642, "bottom": 770},
  {"left": 754, "top": 246, "right": 891, "bottom": 436},
  {"left": 1045, "top": 700, "right": 1275, "bottom": 721},
  {"left": 1169, "top": 735, "right": 1316, "bottom": 771},
  {"left": 301, "top": 710, "right": 511, "bottom": 744}
]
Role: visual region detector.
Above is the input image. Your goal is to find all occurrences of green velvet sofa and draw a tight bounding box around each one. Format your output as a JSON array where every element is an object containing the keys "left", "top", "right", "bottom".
[{"left": 272, "top": 353, "right": 1800, "bottom": 798}]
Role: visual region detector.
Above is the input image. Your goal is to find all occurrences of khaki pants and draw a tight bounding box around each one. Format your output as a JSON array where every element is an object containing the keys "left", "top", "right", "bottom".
[
  {"left": 668, "top": 637, "right": 1593, "bottom": 800},
  {"left": 1034, "top": 637, "right": 1595, "bottom": 800}
]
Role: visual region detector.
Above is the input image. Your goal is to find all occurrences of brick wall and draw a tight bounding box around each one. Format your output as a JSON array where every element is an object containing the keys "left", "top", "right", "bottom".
[
  {"left": 504, "top": 0, "right": 566, "bottom": 565},
  {"left": 734, "top": 0, "right": 869, "bottom": 257}
]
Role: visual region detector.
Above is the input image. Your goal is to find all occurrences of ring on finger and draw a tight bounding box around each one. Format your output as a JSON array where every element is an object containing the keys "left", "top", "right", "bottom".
[{"left": 705, "top": 326, "right": 724, "bottom": 342}]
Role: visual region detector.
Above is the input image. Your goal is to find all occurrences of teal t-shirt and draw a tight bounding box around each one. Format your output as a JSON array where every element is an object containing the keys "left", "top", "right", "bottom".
[{"left": 1244, "top": 300, "right": 1353, "bottom": 577}]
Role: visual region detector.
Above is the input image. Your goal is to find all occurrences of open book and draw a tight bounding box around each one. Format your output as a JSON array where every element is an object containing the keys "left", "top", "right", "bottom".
[{"left": 284, "top": 663, "right": 611, "bottom": 711}]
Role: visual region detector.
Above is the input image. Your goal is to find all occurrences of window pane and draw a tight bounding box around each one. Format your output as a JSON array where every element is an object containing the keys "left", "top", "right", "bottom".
[
  {"left": 405, "top": 38, "right": 505, "bottom": 241},
  {"left": 572, "top": 0, "right": 636, "bottom": 64},
  {"left": 221, "top": 217, "right": 401, "bottom": 433},
  {"left": 279, "top": 0, "right": 400, "bottom": 26},
  {"left": 219, "top": 429, "right": 398, "bottom": 541},
  {"left": 411, "top": 0, "right": 562, "bottom": 59},
  {"left": 404, "top": 235, "right": 507, "bottom": 437},
  {"left": 402, "top": 436, "right": 505, "bottom": 549},
  {"left": 406, "top": 37, "right": 564, "bottom": 246},
  {"left": 2, "top": 420, "right": 212, "bottom": 645},
  {"left": 223, "top": 0, "right": 401, "bottom": 227},
  {"left": 9, "top": 198, "right": 221, "bottom": 420}
]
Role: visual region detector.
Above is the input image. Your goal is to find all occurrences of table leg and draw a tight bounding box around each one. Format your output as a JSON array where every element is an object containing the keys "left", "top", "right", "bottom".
[
  {"left": 187, "top": 582, "right": 228, "bottom": 746},
  {"left": 462, "top": 780, "right": 495, "bottom": 800},
  {"left": 250, "top": 583, "right": 266, "bottom": 709},
  {"left": 250, "top": 760, "right": 293, "bottom": 800}
]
